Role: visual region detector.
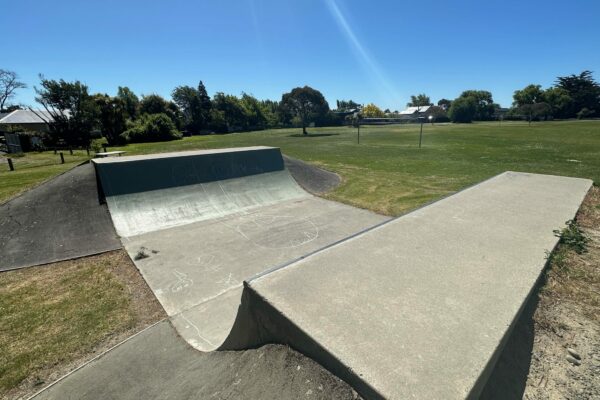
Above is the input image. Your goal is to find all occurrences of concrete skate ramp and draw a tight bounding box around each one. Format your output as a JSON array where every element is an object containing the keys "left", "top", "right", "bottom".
[
  {"left": 227, "top": 172, "right": 592, "bottom": 399},
  {"left": 93, "top": 147, "right": 388, "bottom": 350},
  {"left": 93, "top": 147, "right": 308, "bottom": 237}
]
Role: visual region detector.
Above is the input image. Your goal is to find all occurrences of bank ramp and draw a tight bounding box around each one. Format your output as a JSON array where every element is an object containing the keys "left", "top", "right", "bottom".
[{"left": 93, "top": 148, "right": 591, "bottom": 399}]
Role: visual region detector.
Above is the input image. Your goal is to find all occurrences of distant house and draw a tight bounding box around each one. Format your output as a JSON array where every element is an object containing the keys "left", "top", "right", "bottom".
[
  {"left": 0, "top": 110, "right": 54, "bottom": 152},
  {"left": 0, "top": 109, "right": 54, "bottom": 133},
  {"left": 398, "top": 106, "right": 432, "bottom": 119}
]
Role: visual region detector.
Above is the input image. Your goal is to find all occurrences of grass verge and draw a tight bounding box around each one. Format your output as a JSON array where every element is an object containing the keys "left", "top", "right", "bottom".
[{"left": 0, "top": 250, "right": 165, "bottom": 399}]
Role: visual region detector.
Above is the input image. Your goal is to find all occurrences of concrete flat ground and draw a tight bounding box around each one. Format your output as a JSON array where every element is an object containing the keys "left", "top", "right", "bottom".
[
  {"left": 0, "top": 163, "right": 120, "bottom": 271},
  {"left": 246, "top": 172, "right": 592, "bottom": 399},
  {"left": 123, "top": 195, "right": 387, "bottom": 350}
]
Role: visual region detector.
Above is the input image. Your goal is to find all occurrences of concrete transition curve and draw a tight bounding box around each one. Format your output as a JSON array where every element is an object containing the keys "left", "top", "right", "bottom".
[{"left": 92, "top": 146, "right": 592, "bottom": 399}]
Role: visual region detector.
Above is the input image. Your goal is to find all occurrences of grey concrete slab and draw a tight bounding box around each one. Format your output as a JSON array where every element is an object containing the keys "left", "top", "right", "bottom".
[
  {"left": 0, "top": 163, "right": 120, "bottom": 271},
  {"left": 123, "top": 196, "right": 388, "bottom": 350},
  {"left": 246, "top": 172, "right": 592, "bottom": 400}
]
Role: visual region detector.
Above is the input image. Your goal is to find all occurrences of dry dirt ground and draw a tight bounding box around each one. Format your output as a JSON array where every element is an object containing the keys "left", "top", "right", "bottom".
[{"left": 522, "top": 186, "right": 600, "bottom": 399}]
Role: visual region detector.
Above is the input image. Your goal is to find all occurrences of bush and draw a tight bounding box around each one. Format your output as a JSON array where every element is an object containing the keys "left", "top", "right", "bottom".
[
  {"left": 120, "top": 113, "right": 182, "bottom": 143},
  {"left": 448, "top": 96, "right": 477, "bottom": 123},
  {"left": 577, "top": 107, "right": 595, "bottom": 119}
]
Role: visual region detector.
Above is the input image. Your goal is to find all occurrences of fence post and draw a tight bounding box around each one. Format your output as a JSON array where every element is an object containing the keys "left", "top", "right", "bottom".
[
  {"left": 60, "top": 152, "right": 65, "bottom": 164},
  {"left": 7, "top": 158, "right": 14, "bottom": 171}
]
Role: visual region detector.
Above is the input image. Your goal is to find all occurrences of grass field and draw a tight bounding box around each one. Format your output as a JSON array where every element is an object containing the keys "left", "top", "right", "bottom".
[
  {"left": 110, "top": 120, "right": 600, "bottom": 215},
  {"left": 2, "top": 121, "right": 599, "bottom": 213}
]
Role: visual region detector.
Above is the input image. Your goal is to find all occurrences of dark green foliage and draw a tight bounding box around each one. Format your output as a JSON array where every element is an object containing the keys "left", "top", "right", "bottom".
[
  {"left": 116, "top": 86, "right": 139, "bottom": 120},
  {"left": 281, "top": 86, "right": 329, "bottom": 135},
  {"left": 35, "top": 76, "right": 98, "bottom": 147},
  {"left": 139, "top": 94, "right": 182, "bottom": 128},
  {"left": 171, "top": 81, "right": 212, "bottom": 134},
  {"left": 448, "top": 96, "right": 477, "bottom": 123},
  {"left": 556, "top": 71, "right": 600, "bottom": 118},
  {"left": 94, "top": 94, "right": 127, "bottom": 145},
  {"left": 458, "top": 90, "right": 498, "bottom": 120},
  {"left": 336, "top": 99, "right": 360, "bottom": 111},
  {"left": 120, "top": 113, "right": 182, "bottom": 143},
  {"left": 437, "top": 98, "right": 452, "bottom": 109},
  {"left": 553, "top": 219, "right": 588, "bottom": 254},
  {"left": 407, "top": 94, "right": 432, "bottom": 107}
]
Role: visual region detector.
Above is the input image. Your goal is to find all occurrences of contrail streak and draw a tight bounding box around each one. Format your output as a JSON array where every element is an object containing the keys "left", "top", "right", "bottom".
[{"left": 325, "top": 0, "right": 401, "bottom": 105}]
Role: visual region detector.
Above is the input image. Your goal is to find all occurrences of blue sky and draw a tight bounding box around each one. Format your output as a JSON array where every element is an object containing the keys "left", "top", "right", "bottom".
[{"left": 2, "top": 0, "right": 600, "bottom": 110}]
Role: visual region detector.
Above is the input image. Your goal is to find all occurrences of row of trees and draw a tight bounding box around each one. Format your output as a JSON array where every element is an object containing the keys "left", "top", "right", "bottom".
[
  {"left": 404, "top": 71, "right": 600, "bottom": 123},
  {"left": 11, "top": 75, "right": 337, "bottom": 146},
  {"left": 2, "top": 70, "right": 598, "bottom": 147}
]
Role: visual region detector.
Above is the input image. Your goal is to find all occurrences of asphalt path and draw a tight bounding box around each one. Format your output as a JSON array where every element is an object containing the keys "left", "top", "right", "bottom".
[{"left": 0, "top": 163, "right": 121, "bottom": 271}]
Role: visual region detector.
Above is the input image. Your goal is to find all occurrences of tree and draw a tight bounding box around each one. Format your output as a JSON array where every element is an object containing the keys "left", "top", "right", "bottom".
[
  {"left": 171, "top": 81, "right": 212, "bottom": 133},
  {"left": 281, "top": 86, "right": 329, "bottom": 135},
  {"left": 459, "top": 90, "right": 497, "bottom": 120},
  {"left": 120, "top": 113, "right": 182, "bottom": 143},
  {"left": 336, "top": 99, "right": 360, "bottom": 111},
  {"left": 437, "top": 98, "right": 452, "bottom": 110},
  {"left": 117, "top": 86, "right": 139, "bottom": 120},
  {"left": 94, "top": 94, "right": 128, "bottom": 145},
  {"left": 240, "top": 93, "right": 268, "bottom": 130},
  {"left": 555, "top": 70, "right": 600, "bottom": 118},
  {"left": 448, "top": 96, "right": 477, "bottom": 123},
  {"left": 35, "top": 76, "right": 98, "bottom": 147},
  {"left": 513, "top": 84, "right": 544, "bottom": 107},
  {"left": 211, "top": 92, "right": 246, "bottom": 132},
  {"left": 0, "top": 69, "right": 27, "bottom": 111},
  {"left": 140, "top": 94, "right": 182, "bottom": 128},
  {"left": 362, "top": 103, "right": 385, "bottom": 118},
  {"left": 543, "top": 87, "right": 572, "bottom": 119},
  {"left": 407, "top": 94, "right": 432, "bottom": 107}
]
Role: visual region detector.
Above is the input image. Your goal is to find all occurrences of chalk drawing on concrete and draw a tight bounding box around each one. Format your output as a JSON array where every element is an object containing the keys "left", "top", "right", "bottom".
[
  {"left": 169, "top": 270, "right": 193, "bottom": 293},
  {"left": 236, "top": 214, "right": 319, "bottom": 249}
]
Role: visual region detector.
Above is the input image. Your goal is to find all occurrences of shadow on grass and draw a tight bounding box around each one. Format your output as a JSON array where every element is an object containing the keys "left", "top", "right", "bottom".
[{"left": 288, "top": 133, "right": 340, "bottom": 138}]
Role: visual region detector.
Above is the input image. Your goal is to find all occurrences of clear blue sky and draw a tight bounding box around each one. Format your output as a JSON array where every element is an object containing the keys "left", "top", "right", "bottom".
[{"left": 3, "top": 0, "right": 600, "bottom": 110}]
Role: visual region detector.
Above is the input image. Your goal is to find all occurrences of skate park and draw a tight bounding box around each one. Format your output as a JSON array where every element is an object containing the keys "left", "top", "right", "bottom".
[{"left": 1, "top": 145, "right": 589, "bottom": 399}]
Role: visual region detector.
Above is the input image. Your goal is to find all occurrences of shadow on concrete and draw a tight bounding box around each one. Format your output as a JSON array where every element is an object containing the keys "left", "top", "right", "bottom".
[{"left": 479, "top": 283, "right": 541, "bottom": 399}]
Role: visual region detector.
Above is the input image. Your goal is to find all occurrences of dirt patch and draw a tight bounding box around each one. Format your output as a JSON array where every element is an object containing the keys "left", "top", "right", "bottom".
[
  {"left": 523, "top": 186, "right": 600, "bottom": 399},
  {"left": 1, "top": 250, "right": 165, "bottom": 400}
]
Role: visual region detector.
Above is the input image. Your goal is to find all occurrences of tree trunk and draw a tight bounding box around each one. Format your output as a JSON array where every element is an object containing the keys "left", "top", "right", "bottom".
[{"left": 302, "top": 124, "right": 307, "bottom": 135}]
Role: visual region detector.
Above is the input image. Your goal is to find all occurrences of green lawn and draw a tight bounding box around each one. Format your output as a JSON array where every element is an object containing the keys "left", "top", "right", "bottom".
[
  {"left": 0, "top": 150, "right": 90, "bottom": 204},
  {"left": 2, "top": 121, "right": 599, "bottom": 214},
  {"left": 110, "top": 120, "right": 600, "bottom": 215}
]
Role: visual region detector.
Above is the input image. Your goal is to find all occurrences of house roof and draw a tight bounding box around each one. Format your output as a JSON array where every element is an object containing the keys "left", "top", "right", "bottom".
[
  {"left": 399, "top": 106, "right": 431, "bottom": 115},
  {"left": 0, "top": 109, "right": 56, "bottom": 124}
]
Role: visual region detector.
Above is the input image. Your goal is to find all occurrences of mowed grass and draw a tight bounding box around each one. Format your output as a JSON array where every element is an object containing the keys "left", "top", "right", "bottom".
[
  {"left": 109, "top": 120, "right": 600, "bottom": 215},
  {"left": 0, "top": 150, "right": 90, "bottom": 204}
]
